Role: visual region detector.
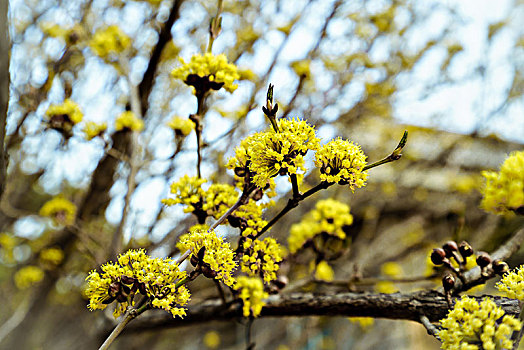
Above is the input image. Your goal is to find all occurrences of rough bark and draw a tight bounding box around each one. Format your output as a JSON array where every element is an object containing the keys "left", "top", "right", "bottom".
[{"left": 0, "top": 0, "right": 9, "bottom": 198}]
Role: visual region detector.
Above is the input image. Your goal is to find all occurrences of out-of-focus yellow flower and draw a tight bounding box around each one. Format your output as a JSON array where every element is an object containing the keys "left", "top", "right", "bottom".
[
  {"left": 289, "top": 199, "right": 352, "bottom": 253},
  {"left": 14, "top": 266, "right": 45, "bottom": 289},
  {"left": 41, "top": 23, "right": 85, "bottom": 45},
  {"left": 314, "top": 138, "right": 368, "bottom": 191},
  {"left": 290, "top": 59, "right": 311, "bottom": 78},
  {"left": 171, "top": 53, "right": 240, "bottom": 93},
  {"left": 314, "top": 260, "right": 334, "bottom": 281},
  {"left": 203, "top": 331, "right": 220, "bottom": 349},
  {"left": 375, "top": 281, "right": 397, "bottom": 294},
  {"left": 177, "top": 229, "right": 237, "bottom": 287},
  {"left": 85, "top": 249, "right": 190, "bottom": 318},
  {"left": 241, "top": 238, "right": 284, "bottom": 284},
  {"left": 39, "top": 196, "right": 77, "bottom": 226},
  {"left": 45, "top": 99, "right": 83, "bottom": 136},
  {"left": 167, "top": 116, "right": 195, "bottom": 136},
  {"left": 234, "top": 276, "right": 268, "bottom": 317},
  {"left": 89, "top": 25, "right": 131, "bottom": 59},
  {"left": 496, "top": 265, "right": 524, "bottom": 300},
  {"left": 480, "top": 151, "right": 524, "bottom": 215},
  {"left": 348, "top": 317, "right": 375, "bottom": 330},
  {"left": 438, "top": 296, "right": 521, "bottom": 350},
  {"left": 39, "top": 247, "right": 64, "bottom": 266},
  {"left": 381, "top": 262, "right": 402, "bottom": 278},
  {"left": 83, "top": 121, "right": 107, "bottom": 140},
  {"left": 115, "top": 111, "right": 144, "bottom": 132}
]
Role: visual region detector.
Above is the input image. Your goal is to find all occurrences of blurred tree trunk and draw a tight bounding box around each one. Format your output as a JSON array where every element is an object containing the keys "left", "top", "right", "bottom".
[{"left": 0, "top": 0, "right": 9, "bottom": 198}]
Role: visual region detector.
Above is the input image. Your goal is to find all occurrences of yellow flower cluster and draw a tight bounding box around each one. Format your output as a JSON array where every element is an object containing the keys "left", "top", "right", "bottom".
[
  {"left": 241, "top": 238, "right": 284, "bottom": 283},
  {"left": 162, "top": 175, "right": 207, "bottom": 212},
  {"left": 85, "top": 249, "right": 190, "bottom": 318},
  {"left": 228, "top": 118, "right": 320, "bottom": 188},
  {"left": 314, "top": 138, "right": 368, "bottom": 191},
  {"left": 89, "top": 25, "right": 131, "bottom": 59},
  {"left": 177, "top": 229, "right": 237, "bottom": 287},
  {"left": 167, "top": 116, "right": 195, "bottom": 136},
  {"left": 314, "top": 260, "right": 334, "bottom": 281},
  {"left": 115, "top": 111, "right": 144, "bottom": 132},
  {"left": 438, "top": 296, "right": 521, "bottom": 350},
  {"left": 39, "top": 196, "right": 77, "bottom": 226},
  {"left": 288, "top": 199, "right": 353, "bottom": 253},
  {"left": 171, "top": 53, "right": 240, "bottom": 93},
  {"left": 481, "top": 150, "right": 524, "bottom": 215},
  {"left": 39, "top": 247, "right": 64, "bottom": 266},
  {"left": 41, "top": 23, "right": 85, "bottom": 46},
  {"left": 45, "top": 99, "right": 83, "bottom": 135},
  {"left": 14, "top": 266, "right": 45, "bottom": 289},
  {"left": 496, "top": 265, "right": 524, "bottom": 300},
  {"left": 234, "top": 276, "right": 268, "bottom": 317},
  {"left": 83, "top": 121, "right": 107, "bottom": 140}
]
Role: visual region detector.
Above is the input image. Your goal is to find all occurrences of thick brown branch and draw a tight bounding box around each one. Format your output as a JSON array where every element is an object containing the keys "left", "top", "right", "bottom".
[{"left": 124, "top": 290, "right": 520, "bottom": 333}]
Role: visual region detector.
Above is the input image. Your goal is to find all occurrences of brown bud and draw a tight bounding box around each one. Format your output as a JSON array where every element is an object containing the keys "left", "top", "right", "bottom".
[
  {"left": 197, "top": 246, "right": 206, "bottom": 260},
  {"left": 443, "top": 241, "right": 459, "bottom": 257},
  {"left": 190, "top": 254, "right": 199, "bottom": 267},
  {"left": 273, "top": 275, "right": 288, "bottom": 290},
  {"left": 108, "top": 282, "right": 121, "bottom": 297},
  {"left": 234, "top": 167, "right": 247, "bottom": 177},
  {"left": 202, "top": 265, "right": 217, "bottom": 278},
  {"left": 492, "top": 260, "right": 509, "bottom": 275},
  {"left": 442, "top": 274, "right": 455, "bottom": 291},
  {"left": 252, "top": 188, "right": 264, "bottom": 201},
  {"left": 431, "top": 248, "right": 447, "bottom": 265},
  {"left": 476, "top": 251, "right": 491, "bottom": 268},
  {"left": 458, "top": 241, "right": 473, "bottom": 258},
  {"left": 121, "top": 275, "right": 135, "bottom": 284}
]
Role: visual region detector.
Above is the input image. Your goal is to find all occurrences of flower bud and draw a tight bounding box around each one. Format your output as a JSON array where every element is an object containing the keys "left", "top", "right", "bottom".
[
  {"left": 431, "top": 248, "right": 447, "bottom": 265},
  {"left": 442, "top": 274, "right": 455, "bottom": 291},
  {"left": 202, "top": 265, "right": 217, "bottom": 278},
  {"left": 442, "top": 241, "right": 459, "bottom": 258},
  {"left": 492, "top": 260, "right": 509, "bottom": 275},
  {"left": 458, "top": 241, "right": 473, "bottom": 258},
  {"left": 190, "top": 254, "right": 199, "bottom": 267},
  {"left": 121, "top": 275, "right": 135, "bottom": 284},
  {"left": 476, "top": 251, "right": 491, "bottom": 268}
]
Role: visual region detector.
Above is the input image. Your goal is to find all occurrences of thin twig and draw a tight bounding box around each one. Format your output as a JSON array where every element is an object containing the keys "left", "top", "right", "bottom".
[
  {"left": 99, "top": 309, "right": 137, "bottom": 350},
  {"left": 420, "top": 315, "right": 441, "bottom": 340}
]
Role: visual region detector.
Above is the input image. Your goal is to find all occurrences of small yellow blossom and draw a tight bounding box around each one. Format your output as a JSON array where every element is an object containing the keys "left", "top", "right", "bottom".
[
  {"left": 89, "top": 25, "right": 131, "bottom": 59},
  {"left": 85, "top": 249, "right": 190, "bottom": 318},
  {"left": 496, "top": 265, "right": 524, "bottom": 300},
  {"left": 171, "top": 53, "right": 240, "bottom": 93},
  {"left": 314, "top": 138, "right": 368, "bottom": 191},
  {"left": 83, "top": 121, "right": 107, "bottom": 140},
  {"left": 438, "top": 296, "right": 521, "bottom": 350},
  {"left": 348, "top": 317, "right": 374, "bottom": 330},
  {"left": 14, "top": 266, "right": 45, "bottom": 289},
  {"left": 375, "top": 281, "right": 397, "bottom": 294},
  {"left": 203, "top": 331, "right": 221, "bottom": 349},
  {"left": 381, "top": 262, "right": 402, "bottom": 278},
  {"left": 177, "top": 229, "right": 237, "bottom": 287},
  {"left": 115, "top": 111, "right": 144, "bottom": 132},
  {"left": 290, "top": 59, "right": 311, "bottom": 78},
  {"left": 45, "top": 99, "right": 83, "bottom": 135},
  {"left": 234, "top": 276, "right": 268, "bottom": 317},
  {"left": 289, "top": 199, "right": 353, "bottom": 253},
  {"left": 39, "top": 196, "right": 77, "bottom": 226},
  {"left": 314, "top": 260, "right": 334, "bottom": 281},
  {"left": 39, "top": 247, "right": 64, "bottom": 266},
  {"left": 481, "top": 151, "right": 524, "bottom": 215},
  {"left": 247, "top": 118, "right": 320, "bottom": 188},
  {"left": 167, "top": 116, "right": 195, "bottom": 136},
  {"left": 241, "top": 238, "right": 283, "bottom": 283},
  {"left": 162, "top": 175, "right": 207, "bottom": 212}
]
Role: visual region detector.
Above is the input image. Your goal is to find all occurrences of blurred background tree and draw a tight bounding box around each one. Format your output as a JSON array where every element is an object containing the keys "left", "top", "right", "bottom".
[{"left": 0, "top": 0, "right": 523, "bottom": 349}]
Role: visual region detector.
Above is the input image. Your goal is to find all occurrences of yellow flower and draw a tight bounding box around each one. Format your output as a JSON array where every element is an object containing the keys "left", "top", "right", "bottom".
[
  {"left": 234, "top": 276, "right": 268, "bottom": 317},
  {"left": 480, "top": 150, "right": 524, "bottom": 215},
  {"left": 45, "top": 99, "right": 83, "bottom": 135},
  {"left": 496, "top": 265, "right": 524, "bottom": 300},
  {"left": 438, "top": 296, "right": 521, "bottom": 350},
  {"left": 167, "top": 116, "right": 195, "bottom": 136},
  {"left": 314, "top": 260, "right": 334, "bottom": 281},
  {"left": 381, "top": 262, "right": 402, "bottom": 278},
  {"left": 39, "top": 196, "right": 77, "bottom": 226},
  {"left": 290, "top": 59, "right": 311, "bottom": 78},
  {"left": 247, "top": 118, "right": 320, "bottom": 188},
  {"left": 161, "top": 175, "right": 207, "bottom": 212},
  {"left": 203, "top": 331, "right": 221, "bottom": 349},
  {"left": 314, "top": 138, "right": 368, "bottom": 191},
  {"left": 241, "top": 238, "right": 284, "bottom": 283},
  {"left": 89, "top": 25, "right": 131, "bottom": 59},
  {"left": 289, "top": 199, "right": 353, "bottom": 253},
  {"left": 14, "top": 266, "right": 45, "bottom": 289},
  {"left": 85, "top": 249, "right": 190, "bottom": 319},
  {"left": 177, "top": 229, "right": 237, "bottom": 287},
  {"left": 115, "top": 111, "right": 144, "bottom": 132},
  {"left": 171, "top": 53, "right": 240, "bottom": 93},
  {"left": 39, "top": 247, "right": 64, "bottom": 266},
  {"left": 348, "top": 317, "right": 374, "bottom": 330},
  {"left": 83, "top": 121, "right": 107, "bottom": 140}
]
